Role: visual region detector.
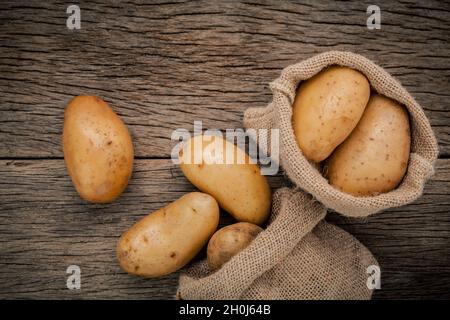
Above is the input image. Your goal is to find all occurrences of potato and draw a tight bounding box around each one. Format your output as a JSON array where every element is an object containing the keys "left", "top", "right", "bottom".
[
  {"left": 117, "top": 192, "right": 219, "bottom": 278},
  {"left": 292, "top": 66, "right": 370, "bottom": 162},
  {"left": 207, "top": 222, "right": 263, "bottom": 270},
  {"left": 63, "top": 96, "right": 134, "bottom": 203},
  {"left": 326, "top": 94, "right": 411, "bottom": 196},
  {"left": 179, "top": 135, "right": 271, "bottom": 225}
]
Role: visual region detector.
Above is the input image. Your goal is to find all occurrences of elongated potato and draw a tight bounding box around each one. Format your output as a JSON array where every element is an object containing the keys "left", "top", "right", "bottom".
[
  {"left": 292, "top": 66, "right": 370, "bottom": 162},
  {"left": 327, "top": 94, "right": 411, "bottom": 196},
  {"left": 117, "top": 192, "right": 219, "bottom": 278},
  {"left": 179, "top": 135, "right": 271, "bottom": 225},
  {"left": 63, "top": 96, "right": 134, "bottom": 203},
  {"left": 207, "top": 222, "right": 263, "bottom": 270}
]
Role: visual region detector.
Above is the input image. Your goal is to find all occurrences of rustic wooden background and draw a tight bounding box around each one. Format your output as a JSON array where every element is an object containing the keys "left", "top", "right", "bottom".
[{"left": 0, "top": 0, "right": 449, "bottom": 299}]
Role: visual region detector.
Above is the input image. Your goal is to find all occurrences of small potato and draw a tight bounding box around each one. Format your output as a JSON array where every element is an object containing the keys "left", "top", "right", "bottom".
[
  {"left": 179, "top": 135, "right": 271, "bottom": 225},
  {"left": 117, "top": 192, "right": 219, "bottom": 278},
  {"left": 292, "top": 66, "right": 370, "bottom": 162},
  {"left": 207, "top": 222, "right": 263, "bottom": 270},
  {"left": 63, "top": 96, "right": 133, "bottom": 203},
  {"left": 327, "top": 94, "right": 411, "bottom": 196}
]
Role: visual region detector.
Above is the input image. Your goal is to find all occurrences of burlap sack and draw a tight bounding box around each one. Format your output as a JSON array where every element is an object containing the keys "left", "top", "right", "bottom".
[
  {"left": 177, "top": 51, "right": 436, "bottom": 300},
  {"left": 177, "top": 188, "right": 378, "bottom": 300},
  {"left": 244, "top": 51, "right": 439, "bottom": 217}
]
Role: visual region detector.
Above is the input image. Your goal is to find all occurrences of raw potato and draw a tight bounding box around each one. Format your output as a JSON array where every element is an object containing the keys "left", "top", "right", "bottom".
[
  {"left": 63, "top": 96, "right": 134, "bottom": 203},
  {"left": 207, "top": 222, "right": 263, "bottom": 270},
  {"left": 292, "top": 66, "right": 370, "bottom": 162},
  {"left": 179, "top": 135, "right": 271, "bottom": 225},
  {"left": 327, "top": 94, "right": 411, "bottom": 196},
  {"left": 117, "top": 192, "right": 219, "bottom": 278}
]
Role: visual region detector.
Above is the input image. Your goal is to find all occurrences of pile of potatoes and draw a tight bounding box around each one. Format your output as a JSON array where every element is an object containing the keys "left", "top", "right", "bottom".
[
  {"left": 117, "top": 134, "right": 271, "bottom": 277},
  {"left": 63, "top": 97, "right": 271, "bottom": 278},
  {"left": 292, "top": 66, "right": 411, "bottom": 196}
]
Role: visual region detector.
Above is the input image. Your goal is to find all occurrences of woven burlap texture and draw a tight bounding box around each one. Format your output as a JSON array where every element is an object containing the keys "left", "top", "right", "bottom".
[
  {"left": 178, "top": 188, "right": 378, "bottom": 300},
  {"left": 244, "top": 51, "right": 438, "bottom": 217}
]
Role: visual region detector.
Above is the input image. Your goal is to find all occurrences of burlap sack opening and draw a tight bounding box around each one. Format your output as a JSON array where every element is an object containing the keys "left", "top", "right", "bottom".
[
  {"left": 177, "top": 188, "right": 378, "bottom": 300},
  {"left": 244, "top": 51, "right": 439, "bottom": 217}
]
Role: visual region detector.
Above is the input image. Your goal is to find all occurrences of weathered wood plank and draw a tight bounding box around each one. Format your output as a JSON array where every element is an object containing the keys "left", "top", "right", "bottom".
[
  {"left": 0, "top": 159, "right": 448, "bottom": 299},
  {"left": 0, "top": 0, "right": 449, "bottom": 158}
]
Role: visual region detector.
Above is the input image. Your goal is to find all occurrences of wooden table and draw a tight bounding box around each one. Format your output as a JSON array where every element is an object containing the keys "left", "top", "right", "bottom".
[{"left": 1, "top": 0, "right": 449, "bottom": 299}]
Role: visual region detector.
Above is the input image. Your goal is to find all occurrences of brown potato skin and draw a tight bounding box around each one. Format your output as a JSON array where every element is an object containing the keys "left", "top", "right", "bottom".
[
  {"left": 292, "top": 66, "right": 370, "bottom": 162},
  {"left": 180, "top": 135, "right": 271, "bottom": 225},
  {"left": 327, "top": 94, "right": 411, "bottom": 196},
  {"left": 207, "top": 222, "right": 263, "bottom": 270},
  {"left": 117, "top": 192, "right": 219, "bottom": 278},
  {"left": 63, "top": 96, "right": 134, "bottom": 203}
]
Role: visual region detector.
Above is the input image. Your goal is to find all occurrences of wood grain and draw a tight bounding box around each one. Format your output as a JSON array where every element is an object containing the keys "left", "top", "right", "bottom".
[
  {"left": 0, "top": 0, "right": 449, "bottom": 300},
  {"left": 0, "top": 0, "right": 449, "bottom": 158},
  {"left": 0, "top": 159, "right": 448, "bottom": 299}
]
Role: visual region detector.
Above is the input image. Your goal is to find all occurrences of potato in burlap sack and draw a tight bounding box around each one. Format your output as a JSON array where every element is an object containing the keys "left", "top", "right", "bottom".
[
  {"left": 177, "top": 188, "right": 378, "bottom": 300},
  {"left": 244, "top": 51, "right": 438, "bottom": 217},
  {"left": 178, "top": 52, "right": 437, "bottom": 300}
]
